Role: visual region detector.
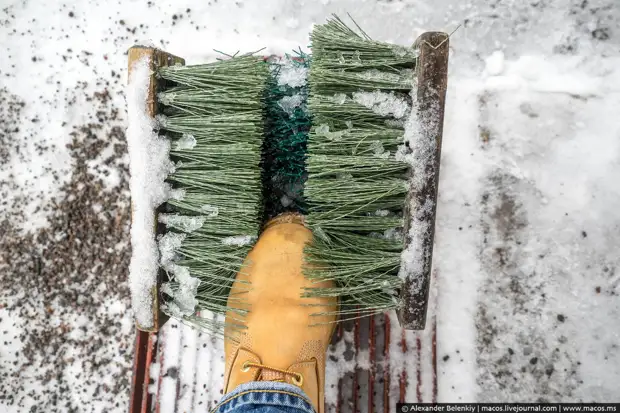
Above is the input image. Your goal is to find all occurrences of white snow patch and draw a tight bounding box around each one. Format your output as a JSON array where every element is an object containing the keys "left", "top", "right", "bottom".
[
  {"left": 285, "top": 17, "right": 300, "bottom": 29},
  {"left": 169, "top": 188, "right": 186, "bottom": 200},
  {"left": 157, "top": 232, "right": 201, "bottom": 315},
  {"left": 484, "top": 50, "right": 505, "bottom": 76},
  {"left": 148, "top": 362, "right": 161, "bottom": 395}
]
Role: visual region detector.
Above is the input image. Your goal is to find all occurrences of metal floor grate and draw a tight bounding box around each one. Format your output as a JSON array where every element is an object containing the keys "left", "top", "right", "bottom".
[{"left": 130, "top": 306, "right": 437, "bottom": 413}]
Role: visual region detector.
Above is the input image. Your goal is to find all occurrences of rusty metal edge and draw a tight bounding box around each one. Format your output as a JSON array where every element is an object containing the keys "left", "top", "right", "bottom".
[
  {"left": 398, "top": 32, "right": 450, "bottom": 330},
  {"left": 129, "top": 330, "right": 157, "bottom": 413}
]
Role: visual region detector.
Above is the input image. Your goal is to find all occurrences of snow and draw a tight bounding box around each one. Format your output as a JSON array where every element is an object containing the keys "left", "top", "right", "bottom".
[
  {"left": 352, "top": 90, "right": 410, "bottom": 119},
  {"left": 157, "top": 231, "right": 202, "bottom": 316},
  {"left": 396, "top": 90, "right": 438, "bottom": 292},
  {"left": 221, "top": 235, "right": 257, "bottom": 246},
  {"left": 484, "top": 51, "right": 505, "bottom": 76},
  {"left": 278, "top": 93, "right": 305, "bottom": 116},
  {"left": 277, "top": 57, "right": 308, "bottom": 88},
  {"left": 201, "top": 204, "right": 220, "bottom": 217},
  {"left": 193, "top": 312, "right": 227, "bottom": 410},
  {"left": 435, "top": 55, "right": 620, "bottom": 402},
  {"left": 176, "top": 133, "right": 198, "bottom": 150},
  {"left": 127, "top": 56, "right": 176, "bottom": 329},
  {"left": 159, "top": 213, "right": 206, "bottom": 232},
  {"left": 158, "top": 231, "right": 185, "bottom": 267}
]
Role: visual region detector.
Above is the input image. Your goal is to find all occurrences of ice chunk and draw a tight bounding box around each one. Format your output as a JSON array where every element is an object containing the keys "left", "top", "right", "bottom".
[
  {"left": 158, "top": 232, "right": 186, "bottom": 267},
  {"left": 201, "top": 204, "right": 219, "bottom": 217},
  {"left": 158, "top": 213, "right": 205, "bottom": 233},
  {"left": 352, "top": 90, "right": 410, "bottom": 119},
  {"left": 331, "top": 93, "right": 347, "bottom": 105},
  {"left": 175, "top": 133, "right": 197, "bottom": 150},
  {"left": 277, "top": 57, "right": 308, "bottom": 88},
  {"left": 277, "top": 93, "right": 304, "bottom": 116}
]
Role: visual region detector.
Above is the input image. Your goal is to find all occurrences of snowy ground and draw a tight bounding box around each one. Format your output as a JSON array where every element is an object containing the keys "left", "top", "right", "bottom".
[{"left": 1, "top": 0, "right": 619, "bottom": 411}]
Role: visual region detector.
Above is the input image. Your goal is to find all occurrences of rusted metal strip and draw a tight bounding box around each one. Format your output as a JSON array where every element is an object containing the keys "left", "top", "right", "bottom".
[
  {"left": 336, "top": 321, "right": 344, "bottom": 413},
  {"left": 398, "top": 32, "right": 449, "bottom": 330},
  {"left": 400, "top": 329, "right": 407, "bottom": 402},
  {"left": 353, "top": 315, "right": 360, "bottom": 413},
  {"left": 130, "top": 330, "right": 157, "bottom": 413},
  {"left": 368, "top": 314, "right": 375, "bottom": 413},
  {"left": 383, "top": 314, "right": 390, "bottom": 413},
  {"left": 416, "top": 336, "right": 422, "bottom": 402},
  {"left": 432, "top": 315, "right": 438, "bottom": 403}
]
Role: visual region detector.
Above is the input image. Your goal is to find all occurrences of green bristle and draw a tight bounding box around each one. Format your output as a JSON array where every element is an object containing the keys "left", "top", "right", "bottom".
[
  {"left": 156, "top": 54, "right": 269, "bottom": 333},
  {"left": 304, "top": 15, "right": 417, "bottom": 319}
]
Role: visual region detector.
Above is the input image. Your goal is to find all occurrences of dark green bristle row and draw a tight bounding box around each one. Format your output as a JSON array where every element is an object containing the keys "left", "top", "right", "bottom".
[
  {"left": 262, "top": 53, "right": 311, "bottom": 220},
  {"left": 156, "top": 55, "right": 269, "bottom": 333},
  {"left": 303, "top": 15, "right": 418, "bottom": 317}
]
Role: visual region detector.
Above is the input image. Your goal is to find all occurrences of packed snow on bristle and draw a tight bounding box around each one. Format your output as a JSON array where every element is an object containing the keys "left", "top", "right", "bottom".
[
  {"left": 352, "top": 90, "right": 411, "bottom": 119},
  {"left": 277, "top": 56, "right": 308, "bottom": 88},
  {"left": 221, "top": 235, "right": 256, "bottom": 246},
  {"left": 360, "top": 68, "right": 414, "bottom": 83},
  {"left": 158, "top": 213, "right": 205, "bottom": 233},
  {"left": 126, "top": 55, "right": 176, "bottom": 329},
  {"left": 158, "top": 232, "right": 201, "bottom": 316},
  {"left": 277, "top": 93, "right": 304, "bottom": 116},
  {"left": 201, "top": 204, "right": 219, "bottom": 217},
  {"left": 176, "top": 133, "right": 197, "bottom": 150},
  {"left": 169, "top": 187, "right": 186, "bottom": 200},
  {"left": 158, "top": 232, "right": 186, "bottom": 267}
]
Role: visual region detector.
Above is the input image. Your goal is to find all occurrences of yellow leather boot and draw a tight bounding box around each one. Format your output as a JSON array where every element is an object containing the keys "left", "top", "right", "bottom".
[{"left": 223, "top": 213, "right": 338, "bottom": 413}]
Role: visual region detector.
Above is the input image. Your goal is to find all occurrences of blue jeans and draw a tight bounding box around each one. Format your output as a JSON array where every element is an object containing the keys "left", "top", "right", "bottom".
[{"left": 213, "top": 381, "right": 316, "bottom": 413}]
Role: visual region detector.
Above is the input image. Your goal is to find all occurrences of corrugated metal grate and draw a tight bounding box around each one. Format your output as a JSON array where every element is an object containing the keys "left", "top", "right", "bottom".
[{"left": 130, "top": 306, "right": 437, "bottom": 413}]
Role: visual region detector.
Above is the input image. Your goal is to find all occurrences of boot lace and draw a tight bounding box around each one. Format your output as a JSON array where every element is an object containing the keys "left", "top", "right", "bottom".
[{"left": 241, "top": 361, "right": 304, "bottom": 386}]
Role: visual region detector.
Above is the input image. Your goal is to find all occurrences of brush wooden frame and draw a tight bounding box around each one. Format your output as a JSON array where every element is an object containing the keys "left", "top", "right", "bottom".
[
  {"left": 127, "top": 46, "right": 184, "bottom": 333},
  {"left": 398, "top": 32, "right": 450, "bottom": 330}
]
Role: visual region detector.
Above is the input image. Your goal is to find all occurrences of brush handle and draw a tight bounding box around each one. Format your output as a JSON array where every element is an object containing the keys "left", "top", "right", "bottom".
[{"left": 398, "top": 32, "right": 450, "bottom": 330}]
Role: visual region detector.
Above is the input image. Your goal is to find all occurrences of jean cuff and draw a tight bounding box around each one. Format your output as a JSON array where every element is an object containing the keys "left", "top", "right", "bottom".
[{"left": 213, "top": 381, "right": 315, "bottom": 413}]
